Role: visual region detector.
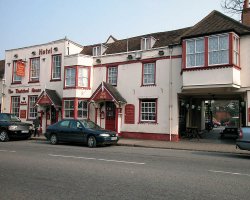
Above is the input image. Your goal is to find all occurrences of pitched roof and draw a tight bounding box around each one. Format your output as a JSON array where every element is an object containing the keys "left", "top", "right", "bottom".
[
  {"left": 90, "top": 82, "right": 126, "bottom": 104},
  {"left": 81, "top": 27, "right": 191, "bottom": 56},
  {"left": 0, "top": 60, "right": 5, "bottom": 79},
  {"left": 35, "top": 89, "right": 62, "bottom": 108},
  {"left": 181, "top": 10, "right": 250, "bottom": 39}
]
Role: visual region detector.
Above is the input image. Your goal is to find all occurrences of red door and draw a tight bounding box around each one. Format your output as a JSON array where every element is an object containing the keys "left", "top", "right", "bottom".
[{"left": 105, "top": 102, "right": 116, "bottom": 131}]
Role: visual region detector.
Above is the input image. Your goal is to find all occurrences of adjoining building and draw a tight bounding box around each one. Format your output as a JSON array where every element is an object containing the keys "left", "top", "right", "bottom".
[{"left": 3, "top": 2, "right": 250, "bottom": 141}]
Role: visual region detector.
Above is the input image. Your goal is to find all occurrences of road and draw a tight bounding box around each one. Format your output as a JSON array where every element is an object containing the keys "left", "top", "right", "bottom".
[{"left": 0, "top": 140, "right": 250, "bottom": 200}]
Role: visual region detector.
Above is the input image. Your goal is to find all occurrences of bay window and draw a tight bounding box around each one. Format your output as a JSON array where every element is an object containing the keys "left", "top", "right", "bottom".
[
  {"left": 30, "top": 57, "right": 40, "bottom": 82},
  {"left": 78, "top": 100, "right": 88, "bottom": 119},
  {"left": 78, "top": 67, "right": 89, "bottom": 87},
  {"left": 65, "top": 68, "right": 76, "bottom": 87},
  {"left": 233, "top": 35, "right": 239, "bottom": 66},
  {"left": 186, "top": 38, "right": 204, "bottom": 67},
  {"left": 209, "top": 34, "right": 229, "bottom": 65},
  {"left": 64, "top": 100, "right": 74, "bottom": 118}
]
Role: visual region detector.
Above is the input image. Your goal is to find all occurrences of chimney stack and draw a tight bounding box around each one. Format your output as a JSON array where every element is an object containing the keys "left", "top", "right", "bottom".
[{"left": 242, "top": 0, "right": 250, "bottom": 26}]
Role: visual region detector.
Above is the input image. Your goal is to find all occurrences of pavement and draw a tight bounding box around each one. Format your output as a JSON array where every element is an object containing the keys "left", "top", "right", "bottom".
[{"left": 30, "top": 133, "right": 250, "bottom": 155}]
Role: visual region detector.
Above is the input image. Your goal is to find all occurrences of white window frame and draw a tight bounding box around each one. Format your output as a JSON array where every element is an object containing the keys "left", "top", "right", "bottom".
[
  {"left": 65, "top": 67, "right": 76, "bottom": 87},
  {"left": 108, "top": 67, "right": 118, "bottom": 86},
  {"left": 140, "top": 99, "right": 157, "bottom": 122},
  {"left": 11, "top": 96, "right": 20, "bottom": 117},
  {"left": 141, "top": 37, "right": 151, "bottom": 50},
  {"left": 64, "top": 100, "right": 74, "bottom": 118},
  {"left": 78, "top": 67, "right": 89, "bottom": 87},
  {"left": 28, "top": 96, "right": 38, "bottom": 119},
  {"left": 78, "top": 100, "right": 88, "bottom": 119},
  {"left": 208, "top": 34, "right": 229, "bottom": 65},
  {"left": 93, "top": 46, "right": 101, "bottom": 56},
  {"left": 52, "top": 55, "right": 61, "bottom": 79},
  {"left": 30, "top": 58, "right": 40, "bottom": 82},
  {"left": 13, "top": 61, "right": 22, "bottom": 83},
  {"left": 143, "top": 63, "right": 155, "bottom": 85},
  {"left": 186, "top": 38, "right": 205, "bottom": 68},
  {"left": 233, "top": 35, "right": 239, "bottom": 66}
]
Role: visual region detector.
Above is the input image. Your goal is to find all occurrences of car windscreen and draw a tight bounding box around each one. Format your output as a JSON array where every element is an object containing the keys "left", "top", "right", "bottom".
[
  {"left": 0, "top": 114, "right": 21, "bottom": 122},
  {"left": 80, "top": 120, "right": 102, "bottom": 130}
]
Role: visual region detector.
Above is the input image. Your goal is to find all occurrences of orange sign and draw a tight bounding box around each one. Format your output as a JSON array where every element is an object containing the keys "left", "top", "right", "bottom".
[{"left": 16, "top": 61, "right": 25, "bottom": 77}]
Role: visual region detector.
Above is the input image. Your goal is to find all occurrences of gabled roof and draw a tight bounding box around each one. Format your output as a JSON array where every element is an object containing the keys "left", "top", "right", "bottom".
[
  {"left": 181, "top": 10, "right": 250, "bottom": 39},
  {"left": 0, "top": 60, "right": 5, "bottom": 79},
  {"left": 90, "top": 82, "right": 126, "bottom": 104},
  {"left": 35, "top": 89, "right": 62, "bottom": 108}
]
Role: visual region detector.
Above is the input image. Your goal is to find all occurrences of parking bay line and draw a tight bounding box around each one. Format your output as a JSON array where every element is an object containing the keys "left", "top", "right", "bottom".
[
  {"left": 48, "top": 154, "right": 145, "bottom": 165},
  {"left": 0, "top": 150, "right": 16, "bottom": 153},
  {"left": 208, "top": 170, "right": 250, "bottom": 177}
]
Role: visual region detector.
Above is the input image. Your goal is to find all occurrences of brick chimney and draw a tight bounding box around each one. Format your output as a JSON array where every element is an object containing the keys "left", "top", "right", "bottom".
[{"left": 242, "top": 0, "right": 250, "bottom": 26}]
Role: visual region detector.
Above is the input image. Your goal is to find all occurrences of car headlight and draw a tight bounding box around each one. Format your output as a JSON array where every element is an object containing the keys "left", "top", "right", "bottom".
[
  {"left": 29, "top": 125, "right": 34, "bottom": 130},
  {"left": 8, "top": 125, "right": 18, "bottom": 131},
  {"left": 100, "top": 133, "right": 110, "bottom": 137}
]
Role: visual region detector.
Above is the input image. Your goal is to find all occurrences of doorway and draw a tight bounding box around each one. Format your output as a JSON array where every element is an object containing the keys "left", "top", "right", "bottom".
[{"left": 105, "top": 102, "right": 116, "bottom": 131}]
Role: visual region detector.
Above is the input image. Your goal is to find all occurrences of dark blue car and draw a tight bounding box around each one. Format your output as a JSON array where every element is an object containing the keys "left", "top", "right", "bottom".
[{"left": 45, "top": 119, "right": 119, "bottom": 148}]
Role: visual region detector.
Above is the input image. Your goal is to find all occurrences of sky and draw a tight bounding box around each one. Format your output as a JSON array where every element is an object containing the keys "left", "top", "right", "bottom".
[{"left": 0, "top": 0, "right": 239, "bottom": 60}]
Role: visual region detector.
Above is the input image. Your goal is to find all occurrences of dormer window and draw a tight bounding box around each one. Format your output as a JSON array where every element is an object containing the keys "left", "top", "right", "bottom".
[
  {"left": 93, "top": 46, "right": 101, "bottom": 56},
  {"left": 141, "top": 37, "right": 151, "bottom": 50}
]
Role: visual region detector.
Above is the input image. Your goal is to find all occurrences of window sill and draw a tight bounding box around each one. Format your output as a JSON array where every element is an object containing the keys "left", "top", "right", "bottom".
[
  {"left": 141, "top": 84, "right": 156, "bottom": 87},
  {"left": 50, "top": 79, "right": 61, "bottom": 82},
  {"left": 183, "top": 64, "right": 241, "bottom": 71},
  {"left": 11, "top": 82, "right": 22, "bottom": 85},
  {"left": 28, "top": 81, "right": 39, "bottom": 84},
  {"left": 138, "top": 122, "right": 158, "bottom": 124},
  {"left": 64, "top": 86, "right": 91, "bottom": 90}
]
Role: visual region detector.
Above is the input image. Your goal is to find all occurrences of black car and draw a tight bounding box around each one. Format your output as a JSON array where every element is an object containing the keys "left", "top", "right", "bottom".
[
  {"left": 45, "top": 119, "right": 119, "bottom": 148},
  {"left": 0, "top": 113, "right": 33, "bottom": 142}
]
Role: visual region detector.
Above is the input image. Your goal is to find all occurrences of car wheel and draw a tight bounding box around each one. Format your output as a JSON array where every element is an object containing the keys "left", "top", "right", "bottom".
[
  {"left": 0, "top": 130, "right": 9, "bottom": 142},
  {"left": 87, "top": 136, "right": 96, "bottom": 148},
  {"left": 50, "top": 134, "right": 58, "bottom": 145}
]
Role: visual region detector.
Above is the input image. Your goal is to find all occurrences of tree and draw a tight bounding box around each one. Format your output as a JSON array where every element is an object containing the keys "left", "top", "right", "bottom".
[{"left": 221, "top": 0, "right": 246, "bottom": 15}]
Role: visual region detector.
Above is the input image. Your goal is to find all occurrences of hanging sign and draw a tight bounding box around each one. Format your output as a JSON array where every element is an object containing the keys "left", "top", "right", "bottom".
[{"left": 16, "top": 60, "right": 25, "bottom": 77}]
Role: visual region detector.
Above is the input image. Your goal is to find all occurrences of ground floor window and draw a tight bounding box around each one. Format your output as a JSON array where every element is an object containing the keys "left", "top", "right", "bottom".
[
  {"left": 140, "top": 99, "right": 157, "bottom": 123},
  {"left": 64, "top": 100, "right": 74, "bottom": 118},
  {"left": 78, "top": 100, "right": 88, "bottom": 119},
  {"left": 11, "top": 96, "right": 20, "bottom": 117},
  {"left": 28, "top": 96, "right": 38, "bottom": 119}
]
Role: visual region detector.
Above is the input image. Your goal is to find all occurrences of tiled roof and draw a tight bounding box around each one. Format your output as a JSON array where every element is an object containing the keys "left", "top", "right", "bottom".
[
  {"left": 81, "top": 10, "right": 250, "bottom": 56},
  {"left": 181, "top": 10, "right": 250, "bottom": 39},
  {"left": 103, "top": 82, "right": 126, "bottom": 103},
  {"left": 0, "top": 60, "right": 5, "bottom": 78},
  {"left": 45, "top": 89, "right": 62, "bottom": 107},
  {"left": 81, "top": 27, "right": 191, "bottom": 56}
]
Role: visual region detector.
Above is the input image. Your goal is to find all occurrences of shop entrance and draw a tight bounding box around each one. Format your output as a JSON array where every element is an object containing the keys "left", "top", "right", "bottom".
[{"left": 105, "top": 102, "right": 116, "bottom": 131}]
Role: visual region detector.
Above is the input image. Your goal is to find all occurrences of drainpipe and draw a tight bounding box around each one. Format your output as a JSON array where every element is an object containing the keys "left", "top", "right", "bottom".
[{"left": 169, "top": 45, "right": 173, "bottom": 141}]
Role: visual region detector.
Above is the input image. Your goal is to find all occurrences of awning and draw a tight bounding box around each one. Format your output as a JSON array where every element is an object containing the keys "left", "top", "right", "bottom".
[
  {"left": 35, "top": 89, "right": 62, "bottom": 108},
  {"left": 90, "top": 82, "right": 126, "bottom": 104}
]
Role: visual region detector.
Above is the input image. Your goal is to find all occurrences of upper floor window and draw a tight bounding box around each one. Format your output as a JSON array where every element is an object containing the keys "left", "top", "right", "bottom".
[
  {"left": 78, "top": 67, "right": 89, "bottom": 87},
  {"left": 13, "top": 61, "right": 22, "bottom": 83},
  {"left": 30, "top": 57, "right": 40, "bottom": 82},
  {"left": 65, "top": 66, "right": 90, "bottom": 88},
  {"left": 209, "top": 34, "right": 229, "bottom": 65},
  {"left": 143, "top": 63, "right": 155, "bottom": 85},
  {"left": 107, "top": 66, "right": 118, "bottom": 86},
  {"left": 186, "top": 38, "right": 204, "bottom": 67},
  {"left": 141, "top": 37, "right": 151, "bottom": 50},
  {"left": 11, "top": 96, "right": 20, "bottom": 117},
  {"left": 52, "top": 55, "right": 61, "bottom": 80},
  {"left": 28, "top": 96, "right": 38, "bottom": 119},
  {"left": 233, "top": 35, "right": 239, "bottom": 66},
  {"left": 65, "top": 68, "right": 76, "bottom": 87},
  {"left": 93, "top": 46, "right": 101, "bottom": 56}
]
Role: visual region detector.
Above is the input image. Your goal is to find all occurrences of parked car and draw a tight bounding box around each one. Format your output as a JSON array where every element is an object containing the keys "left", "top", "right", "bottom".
[
  {"left": 236, "top": 127, "right": 250, "bottom": 151},
  {"left": 45, "top": 119, "right": 119, "bottom": 148},
  {"left": 220, "top": 127, "right": 239, "bottom": 139},
  {"left": 0, "top": 113, "right": 33, "bottom": 142}
]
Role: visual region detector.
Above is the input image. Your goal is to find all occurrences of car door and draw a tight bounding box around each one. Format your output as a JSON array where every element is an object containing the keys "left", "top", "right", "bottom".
[
  {"left": 69, "top": 120, "right": 85, "bottom": 142},
  {"left": 58, "top": 120, "right": 71, "bottom": 141}
]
